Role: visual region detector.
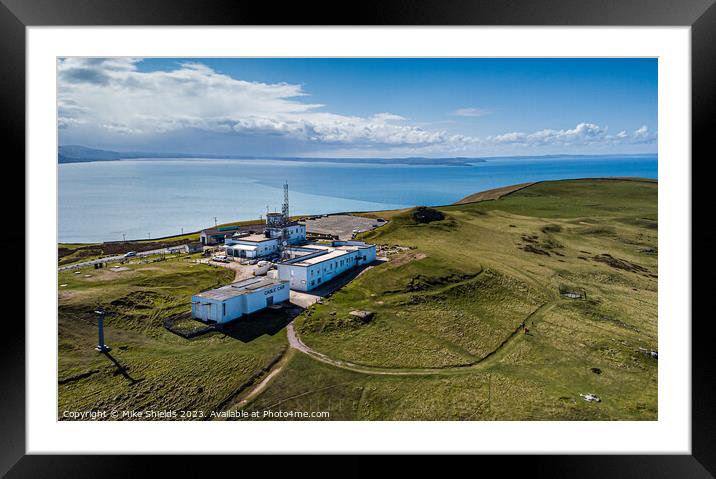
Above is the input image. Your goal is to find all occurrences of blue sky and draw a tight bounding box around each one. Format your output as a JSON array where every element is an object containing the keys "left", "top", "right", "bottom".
[{"left": 58, "top": 58, "right": 657, "bottom": 158}]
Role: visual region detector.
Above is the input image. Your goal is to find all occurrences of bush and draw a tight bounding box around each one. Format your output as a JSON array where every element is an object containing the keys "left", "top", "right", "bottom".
[
  {"left": 411, "top": 206, "right": 445, "bottom": 224},
  {"left": 541, "top": 224, "right": 562, "bottom": 234}
]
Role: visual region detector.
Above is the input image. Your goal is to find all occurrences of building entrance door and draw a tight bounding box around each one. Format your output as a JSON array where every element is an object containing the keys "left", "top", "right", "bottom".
[{"left": 266, "top": 296, "right": 274, "bottom": 307}]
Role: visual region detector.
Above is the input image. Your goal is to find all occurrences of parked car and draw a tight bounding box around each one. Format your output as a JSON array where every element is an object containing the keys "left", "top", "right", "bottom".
[
  {"left": 123, "top": 251, "right": 137, "bottom": 258},
  {"left": 212, "top": 255, "right": 229, "bottom": 263},
  {"left": 254, "top": 261, "right": 272, "bottom": 276}
]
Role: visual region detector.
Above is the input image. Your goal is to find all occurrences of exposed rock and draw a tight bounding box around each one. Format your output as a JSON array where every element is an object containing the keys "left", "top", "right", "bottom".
[
  {"left": 349, "top": 310, "right": 375, "bottom": 323},
  {"left": 522, "top": 244, "right": 550, "bottom": 256},
  {"left": 541, "top": 224, "right": 562, "bottom": 233},
  {"left": 592, "top": 254, "right": 647, "bottom": 273}
]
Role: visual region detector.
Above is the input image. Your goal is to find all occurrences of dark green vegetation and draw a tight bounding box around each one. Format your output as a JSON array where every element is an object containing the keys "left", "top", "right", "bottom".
[
  {"left": 58, "top": 258, "right": 288, "bottom": 418},
  {"left": 58, "top": 179, "right": 657, "bottom": 420}
]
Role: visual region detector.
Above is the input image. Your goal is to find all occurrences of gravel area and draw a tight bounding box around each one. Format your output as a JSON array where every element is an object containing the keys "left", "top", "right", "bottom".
[{"left": 303, "top": 214, "right": 386, "bottom": 240}]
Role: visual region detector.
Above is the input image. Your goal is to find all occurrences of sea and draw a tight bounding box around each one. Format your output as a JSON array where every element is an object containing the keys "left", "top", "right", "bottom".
[{"left": 58, "top": 154, "right": 657, "bottom": 243}]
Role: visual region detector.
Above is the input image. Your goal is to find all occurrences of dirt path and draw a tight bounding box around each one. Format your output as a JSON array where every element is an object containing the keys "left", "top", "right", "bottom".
[
  {"left": 199, "top": 258, "right": 257, "bottom": 281},
  {"left": 233, "top": 350, "right": 294, "bottom": 408},
  {"left": 286, "top": 302, "right": 555, "bottom": 376}
]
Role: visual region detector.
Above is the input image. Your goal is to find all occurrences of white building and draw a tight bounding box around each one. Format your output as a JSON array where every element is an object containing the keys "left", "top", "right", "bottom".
[
  {"left": 276, "top": 241, "right": 377, "bottom": 292},
  {"left": 225, "top": 233, "right": 280, "bottom": 259},
  {"left": 191, "top": 277, "right": 289, "bottom": 323},
  {"left": 266, "top": 222, "right": 307, "bottom": 244},
  {"left": 224, "top": 222, "right": 306, "bottom": 259}
]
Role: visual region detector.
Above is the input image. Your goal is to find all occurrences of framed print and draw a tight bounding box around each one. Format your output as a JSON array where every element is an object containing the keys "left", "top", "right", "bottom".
[{"left": 4, "top": 0, "right": 709, "bottom": 475}]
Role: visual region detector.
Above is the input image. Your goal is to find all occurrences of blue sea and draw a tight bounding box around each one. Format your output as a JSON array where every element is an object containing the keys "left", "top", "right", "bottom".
[{"left": 58, "top": 154, "right": 657, "bottom": 243}]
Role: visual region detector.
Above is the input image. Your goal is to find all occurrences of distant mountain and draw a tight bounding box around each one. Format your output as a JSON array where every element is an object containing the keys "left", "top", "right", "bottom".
[
  {"left": 58, "top": 145, "right": 486, "bottom": 166},
  {"left": 58, "top": 145, "right": 130, "bottom": 163}
]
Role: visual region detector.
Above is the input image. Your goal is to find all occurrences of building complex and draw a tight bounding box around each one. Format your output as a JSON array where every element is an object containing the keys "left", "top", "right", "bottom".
[
  {"left": 276, "top": 241, "right": 376, "bottom": 292},
  {"left": 192, "top": 183, "right": 377, "bottom": 324}
]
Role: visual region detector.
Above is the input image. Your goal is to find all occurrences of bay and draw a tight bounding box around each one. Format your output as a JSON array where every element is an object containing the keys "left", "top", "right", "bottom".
[{"left": 58, "top": 154, "right": 657, "bottom": 243}]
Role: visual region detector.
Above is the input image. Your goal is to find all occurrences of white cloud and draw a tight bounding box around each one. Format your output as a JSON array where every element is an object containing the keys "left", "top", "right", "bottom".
[
  {"left": 487, "top": 122, "right": 656, "bottom": 147},
  {"left": 57, "top": 59, "right": 656, "bottom": 155},
  {"left": 453, "top": 107, "right": 492, "bottom": 117},
  {"left": 58, "top": 58, "right": 452, "bottom": 148}
]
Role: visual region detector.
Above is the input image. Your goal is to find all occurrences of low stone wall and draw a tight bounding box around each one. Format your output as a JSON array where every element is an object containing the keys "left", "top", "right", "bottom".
[{"left": 163, "top": 312, "right": 218, "bottom": 339}]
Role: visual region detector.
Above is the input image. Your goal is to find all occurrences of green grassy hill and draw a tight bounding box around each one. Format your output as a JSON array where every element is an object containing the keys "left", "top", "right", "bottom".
[
  {"left": 58, "top": 178, "right": 658, "bottom": 420},
  {"left": 58, "top": 258, "right": 288, "bottom": 419},
  {"left": 251, "top": 178, "right": 658, "bottom": 420}
]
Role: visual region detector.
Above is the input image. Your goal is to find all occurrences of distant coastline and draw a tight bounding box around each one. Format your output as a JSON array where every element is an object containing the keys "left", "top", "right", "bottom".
[
  {"left": 58, "top": 145, "right": 484, "bottom": 167},
  {"left": 58, "top": 145, "right": 658, "bottom": 168}
]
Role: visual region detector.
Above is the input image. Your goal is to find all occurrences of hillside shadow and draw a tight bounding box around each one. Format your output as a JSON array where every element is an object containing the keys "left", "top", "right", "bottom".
[
  {"left": 217, "top": 305, "right": 304, "bottom": 343},
  {"left": 308, "top": 259, "right": 387, "bottom": 297},
  {"left": 102, "top": 351, "right": 143, "bottom": 385}
]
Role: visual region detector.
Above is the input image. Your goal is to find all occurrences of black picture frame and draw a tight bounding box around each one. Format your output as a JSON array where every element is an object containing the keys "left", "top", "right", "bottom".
[{"left": 3, "top": 0, "right": 707, "bottom": 476}]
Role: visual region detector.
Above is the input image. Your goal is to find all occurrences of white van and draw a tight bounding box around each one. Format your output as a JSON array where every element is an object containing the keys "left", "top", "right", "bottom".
[{"left": 254, "top": 260, "right": 272, "bottom": 276}]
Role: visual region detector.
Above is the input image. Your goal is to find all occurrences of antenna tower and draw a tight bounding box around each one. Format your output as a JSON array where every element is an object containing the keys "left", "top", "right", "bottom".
[
  {"left": 282, "top": 181, "right": 290, "bottom": 224},
  {"left": 280, "top": 182, "right": 290, "bottom": 260}
]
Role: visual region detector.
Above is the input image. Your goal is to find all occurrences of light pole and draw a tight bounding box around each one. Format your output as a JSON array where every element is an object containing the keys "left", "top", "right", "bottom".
[{"left": 94, "top": 307, "right": 111, "bottom": 353}]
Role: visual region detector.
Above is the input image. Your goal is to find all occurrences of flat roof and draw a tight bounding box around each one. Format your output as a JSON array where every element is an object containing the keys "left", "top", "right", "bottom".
[
  {"left": 232, "top": 234, "right": 276, "bottom": 243},
  {"left": 193, "top": 277, "right": 285, "bottom": 301},
  {"left": 278, "top": 241, "right": 374, "bottom": 267},
  {"left": 287, "top": 249, "right": 352, "bottom": 267}
]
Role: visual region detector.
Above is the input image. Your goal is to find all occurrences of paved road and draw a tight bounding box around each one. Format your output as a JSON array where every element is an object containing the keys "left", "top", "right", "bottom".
[{"left": 58, "top": 248, "right": 172, "bottom": 271}]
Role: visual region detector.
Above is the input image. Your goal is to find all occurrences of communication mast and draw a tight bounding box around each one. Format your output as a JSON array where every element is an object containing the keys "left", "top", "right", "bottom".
[
  {"left": 282, "top": 181, "right": 290, "bottom": 224},
  {"left": 280, "top": 181, "right": 290, "bottom": 261}
]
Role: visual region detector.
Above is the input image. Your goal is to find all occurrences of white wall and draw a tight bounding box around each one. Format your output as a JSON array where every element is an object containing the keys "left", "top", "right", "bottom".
[
  {"left": 278, "top": 264, "right": 309, "bottom": 291},
  {"left": 227, "top": 237, "right": 279, "bottom": 257},
  {"left": 244, "top": 282, "right": 290, "bottom": 313},
  {"left": 192, "top": 282, "right": 290, "bottom": 323},
  {"left": 191, "top": 297, "right": 222, "bottom": 322},
  {"left": 267, "top": 225, "right": 307, "bottom": 244},
  {"left": 222, "top": 295, "right": 246, "bottom": 322}
]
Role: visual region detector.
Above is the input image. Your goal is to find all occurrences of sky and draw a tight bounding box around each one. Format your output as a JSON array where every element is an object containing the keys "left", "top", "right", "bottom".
[{"left": 57, "top": 58, "right": 657, "bottom": 158}]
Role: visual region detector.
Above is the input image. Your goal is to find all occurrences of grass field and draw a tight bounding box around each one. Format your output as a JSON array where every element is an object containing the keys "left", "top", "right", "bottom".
[
  {"left": 265, "top": 178, "right": 658, "bottom": 420},
  {"left": 58, "top": 178, "right": 658, "bottom": 420},
  {"left": 58, "top": 258, "right": 288, "bottom": 419}
]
